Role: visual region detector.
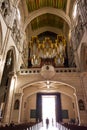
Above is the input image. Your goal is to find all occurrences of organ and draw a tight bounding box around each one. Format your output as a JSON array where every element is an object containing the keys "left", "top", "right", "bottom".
[{"left": 28, "top": 35, "right": 67, "bottom": 67}]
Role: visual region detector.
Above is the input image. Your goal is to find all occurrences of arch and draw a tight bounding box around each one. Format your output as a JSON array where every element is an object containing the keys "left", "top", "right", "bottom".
[
  {"left": 23, "top": 7, "right": 71, "bottom": 31},
  {"left": 0, "top": 48, "right": 16, "bottom": 119},
  {"left": 29, "top": 26, "right": 63, "bottom": 38},
  {"left": 6, "top": 46, "right": 17, "bottom": 72},
  {"left": 21, "top": 80, "right": 75, "bottom": 89},
  {"left": 20, "top": 82, "right": 79, "bottom": 123},
  {"left": 20, "top": 80, "right": 76, "bottom": 100},
  {"left": 0, "top": 49, "right": 14, "bottom": 87}
]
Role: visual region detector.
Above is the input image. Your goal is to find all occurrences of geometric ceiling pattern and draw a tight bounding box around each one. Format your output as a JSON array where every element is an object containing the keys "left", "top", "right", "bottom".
[
  {"left": 31, "top": 13, "right": 67, "bottom": 31},
  {"left": 26, "top": 0, "right": 67, "bottom": 12}
]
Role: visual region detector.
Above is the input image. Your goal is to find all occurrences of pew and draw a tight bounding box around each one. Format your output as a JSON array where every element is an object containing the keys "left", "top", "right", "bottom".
[
  {"left": 63, "top": 123, "right": 87, "bottom": 130},
  {"left": 0, "top": 122, "right": 37, "bottom": 130}
]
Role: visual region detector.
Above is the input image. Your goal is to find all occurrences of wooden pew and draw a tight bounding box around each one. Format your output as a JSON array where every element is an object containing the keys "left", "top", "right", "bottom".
[{"left": 63, "top": 123, "right": 87, "bottom": 130}]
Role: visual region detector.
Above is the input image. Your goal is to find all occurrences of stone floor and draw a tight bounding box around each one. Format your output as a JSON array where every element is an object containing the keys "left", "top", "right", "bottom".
[{"left": 39, "top": 124, "right": 58, "bottom": 130}]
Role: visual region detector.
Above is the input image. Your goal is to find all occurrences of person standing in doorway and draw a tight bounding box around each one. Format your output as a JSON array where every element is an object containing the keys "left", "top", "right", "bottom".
[
  {"left": 46, "top": 117, "right": 49, "bottom": 129},
  {"left": 52, "top": 118, "right": 54, "bottom": 126}
]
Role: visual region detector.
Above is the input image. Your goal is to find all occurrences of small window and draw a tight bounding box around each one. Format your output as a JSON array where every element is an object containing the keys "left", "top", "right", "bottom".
[
  {"left": 14, "top": 99, "right": 20, "bottom": 110},
  {"left": 78, "top": 99, "right": 85, "bottom": 111}
]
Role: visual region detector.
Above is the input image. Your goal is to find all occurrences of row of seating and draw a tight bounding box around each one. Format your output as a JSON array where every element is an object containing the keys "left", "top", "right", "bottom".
[
  {"left": 63, "top": 123, "right": 87, "bottom": 130},
  {"left": 0, "top": 122, "right": 37, "bottom": 130}
]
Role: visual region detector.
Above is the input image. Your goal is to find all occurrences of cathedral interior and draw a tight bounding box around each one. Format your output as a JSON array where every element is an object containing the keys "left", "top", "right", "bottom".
[{"left": 0, "top": 0, "right": 87, "bottom": 128}]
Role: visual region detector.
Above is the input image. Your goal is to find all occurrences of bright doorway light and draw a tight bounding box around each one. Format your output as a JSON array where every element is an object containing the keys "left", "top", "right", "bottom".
[{"left": 42, "top": 95, "right": 56, "bottom": 126}]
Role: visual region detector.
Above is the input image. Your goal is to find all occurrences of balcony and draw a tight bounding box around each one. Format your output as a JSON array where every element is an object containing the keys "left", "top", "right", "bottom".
[{"left": 18, "top": 66, "right": 80, "bottom": 75}]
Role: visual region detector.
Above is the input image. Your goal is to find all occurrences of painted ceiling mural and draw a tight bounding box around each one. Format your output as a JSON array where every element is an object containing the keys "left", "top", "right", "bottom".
[
  {"left": 26, "top": 0, "right": 67, "bottom": 12},
  {"left": 30, "top": 13, "right": 67, "bottom": 31}
]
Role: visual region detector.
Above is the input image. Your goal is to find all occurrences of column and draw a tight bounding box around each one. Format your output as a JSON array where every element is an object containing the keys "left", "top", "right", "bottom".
[{"left": 3, "top": 72, "right": 16, "bottom": 124}]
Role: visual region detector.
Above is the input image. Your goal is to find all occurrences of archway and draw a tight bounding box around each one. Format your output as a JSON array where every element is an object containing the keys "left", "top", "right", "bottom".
[
  {"left": 24, "top": 7, "right": 71, "bottom": 31},
  {"left": 19, "top": 81, "right": 79, "bottom": 124},
  {"left": 0, "top": 49, "right": 15, "bottom": 120},
  {"left": 42, "top": 95, "right": 56, "bottom": 126}
]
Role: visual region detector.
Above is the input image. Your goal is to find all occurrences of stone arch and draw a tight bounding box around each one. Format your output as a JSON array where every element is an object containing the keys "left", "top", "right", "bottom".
[
  {"left": 22, "top": 81, "right": 76, "bottom": 99},
  {"left": 0, "top": 47, "right": 16, "bottom": 119},
  {"left": 80, "top": 43, "right": 87, "bottom": 71},
  {"left": 6, "top": 46, "right": 17, "bottom": 72},
  {"left": 23, "top": 7, "right": 71, "bottom": 31},
  {"left": 0, "top": 49, "right": 15, "bottom": 87},
  {"left": 20, "top": 81, "right": 79, "bottom": 123},
  {"left": 28, "top": 26, "right": 62, "bottom": 40}
]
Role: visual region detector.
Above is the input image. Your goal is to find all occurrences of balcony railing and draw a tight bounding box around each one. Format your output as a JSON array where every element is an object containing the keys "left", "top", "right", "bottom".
[{"left": 18, "top": 67, "right": 80, "bottom": 75}]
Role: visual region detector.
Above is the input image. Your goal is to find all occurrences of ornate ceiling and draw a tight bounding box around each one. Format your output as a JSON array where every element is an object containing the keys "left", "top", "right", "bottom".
[
  {"left": 19, "top": 0, "right": 75, "bottom": 43},
  {"left": 22, "top": 0, "right": 72, "bottom": 38},
  {"left": 19, "top": 0, "right": 76, "bottom": 33},
  {"left": 30, "top": 13, "right": 68, "bottom": 31},
  {"left": 26, "top": 0, "right": 67, "bottom": 12}
]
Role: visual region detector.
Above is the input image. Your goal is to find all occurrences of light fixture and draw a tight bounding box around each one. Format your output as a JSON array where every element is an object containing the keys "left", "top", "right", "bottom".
[
  {"left": 47, "top": 80, "right": 50, "bottom": 85},
  {"left": 47, "top": 85, "right": 50, "bottom": 89},
  {"left": 46, "top": 80, "right": 50, "bottom": 89}
]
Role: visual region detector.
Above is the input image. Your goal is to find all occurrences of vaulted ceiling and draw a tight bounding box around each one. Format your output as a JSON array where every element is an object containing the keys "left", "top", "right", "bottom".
[
  {"left": 26, "top": 0, "right": 67, "bottom": 12},
  {"left": 18, "top": 0, "right": 75, "bottom": 40},
  {"left": 30, "top": 13, "right": 69, "bottom": 31}
]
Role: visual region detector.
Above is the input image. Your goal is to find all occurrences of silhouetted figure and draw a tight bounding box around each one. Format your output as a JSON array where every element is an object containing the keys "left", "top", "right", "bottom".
[
  {"left": 52, "top": 118, "right": 54, "bottom": 126},
  {"left": 46, "top": 118, "right": 49, "bottom": 129}
]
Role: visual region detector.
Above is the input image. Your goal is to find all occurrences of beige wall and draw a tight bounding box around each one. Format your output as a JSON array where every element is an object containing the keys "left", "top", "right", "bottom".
[
  {"left": 61, "top": 94, "right": 75, "bottom": 123},
  {"left": 19, "top": 92, "right": 76, "bottom": 123},
  {"left": 20, "top": 93, "right": 36, "bottom": 123}
]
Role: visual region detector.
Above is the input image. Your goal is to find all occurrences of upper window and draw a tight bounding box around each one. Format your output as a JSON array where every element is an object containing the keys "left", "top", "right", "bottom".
[
  {"left": 72, "top": 2, "right": 77, "bottom": 19},
  {"left": 14, "top": 99, "right": 20, "bottom": 110}
]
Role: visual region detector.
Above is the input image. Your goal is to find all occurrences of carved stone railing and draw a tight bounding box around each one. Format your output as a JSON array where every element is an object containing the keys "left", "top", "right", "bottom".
[
  {"left": 18, "top": 68, "right": 41, "bottom": 75},
  {"left": 18, "top": 67, "right": 80, "bottom": 75},
  {"left": 55, "top": 67, "right": 80, "bottom": 73}
]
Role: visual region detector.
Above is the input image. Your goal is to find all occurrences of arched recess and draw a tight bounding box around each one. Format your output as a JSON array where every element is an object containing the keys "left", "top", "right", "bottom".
[
  {"left": 0, "top": 22, "right": 3, "bottom": 53},
  {"left": 14, "top": 99, "right": 20, "bottom": 110},
  {"left": 80, "top": 43, "right": 87, "bottom": 71},
  {"left": 23, "top": 7, "right": 71, "bottom": 31},
  {"left": 0, "top": 47, "right": 16, "bottom": 119},
  {"left": 29, "top": 26, "right": 62, "bottom": 39},
  {"left": 19, "top": 81, "right": 79, "bottom": 123}
]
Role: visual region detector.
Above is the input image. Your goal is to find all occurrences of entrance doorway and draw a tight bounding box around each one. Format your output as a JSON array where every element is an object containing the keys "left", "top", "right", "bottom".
[{"left": 42, "top": 95, "right": 56, "bottom": 126}]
